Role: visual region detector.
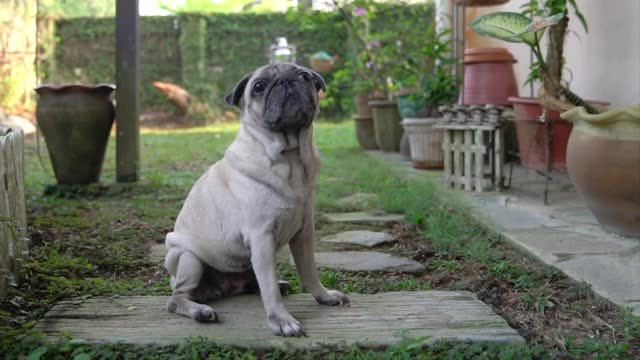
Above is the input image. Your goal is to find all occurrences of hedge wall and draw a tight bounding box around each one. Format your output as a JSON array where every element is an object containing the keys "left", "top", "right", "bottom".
[{"left": 42, "top": 4, "right": 433, "bottom": 119}]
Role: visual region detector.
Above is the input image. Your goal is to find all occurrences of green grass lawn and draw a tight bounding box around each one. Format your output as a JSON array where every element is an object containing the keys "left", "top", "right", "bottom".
[{"left": 2, "top": 119, "right": 639, "bottom": 359}]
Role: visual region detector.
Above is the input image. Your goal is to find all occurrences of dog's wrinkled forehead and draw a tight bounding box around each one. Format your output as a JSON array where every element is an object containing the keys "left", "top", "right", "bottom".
[
  {"left": 224, "top": 63, "right": 326, "bottom": 108},
  {"left": 253, "top": 63, "right": 298, "bottom": 80}
]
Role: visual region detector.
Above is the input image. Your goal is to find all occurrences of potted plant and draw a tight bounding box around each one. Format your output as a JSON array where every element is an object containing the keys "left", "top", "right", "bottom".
[
  {"left": 337, "top": 0, "right": 406, "bottom": 152},
  {"left": 401, "top": 65, "right": 458, "bottom": 170},
  {"left": 470, "top": 10, "right": 640, "bottom": 237},
  {"left": 35, "top": 83, "right": 115, "bottom": 185},
  {"left": 390, "top": 25, "right": 458, "bottom": 169},
  {"left": 484, "top": 1, "right": 606, "bottom": 172}
]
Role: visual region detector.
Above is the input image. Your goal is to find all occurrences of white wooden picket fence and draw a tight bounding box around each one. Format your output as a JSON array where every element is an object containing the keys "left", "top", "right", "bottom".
[{"left": 0, "top": 128, "right": 27, "bottom": 300}]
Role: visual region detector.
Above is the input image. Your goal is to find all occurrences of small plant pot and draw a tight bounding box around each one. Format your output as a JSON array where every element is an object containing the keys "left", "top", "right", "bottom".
[
  {"left": 310, "top": 58, "right": 335, "bottom": 74},
  {"left": 402, "top": 118, "right": 444, "bottom": 170},
  {"left": 353, "top": 115, "right": 378, "bottom": 150},
  {"left": 369, "top": 100, "right": 403, "bottom": 152},
  {"left": 562, "top": 104, "right": 640, "bottom": 238},
  {"left": 35, "top": 83, "right": 116, "bottom": 185},
  {"left": 461, "top": 48, "right": 518, "bottom": 106}
]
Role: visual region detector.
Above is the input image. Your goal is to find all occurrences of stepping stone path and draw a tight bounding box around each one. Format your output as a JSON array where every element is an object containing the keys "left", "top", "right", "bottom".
[
  {"left": 322, "top": 230, "right": 393, "bottom": 247},
  {"left": 35, "top": 206, "right": 524, "bottom": 350},
  {"left": 32, "top": 292, "right": 523, "bottom": 348},
  {"left": 322, "top": 211, "right": 404, "bottom": 225},
  {"left": 335, "top": 193, "right": 379, "bottom": 210},
  {"left": 303, "top": 251, "right": 426, "bottom": 274}
]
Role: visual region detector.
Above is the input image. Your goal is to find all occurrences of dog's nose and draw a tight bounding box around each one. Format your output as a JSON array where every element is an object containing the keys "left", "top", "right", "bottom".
[{"left": 277, "top": 77, "right": 298, "bottom": 88}]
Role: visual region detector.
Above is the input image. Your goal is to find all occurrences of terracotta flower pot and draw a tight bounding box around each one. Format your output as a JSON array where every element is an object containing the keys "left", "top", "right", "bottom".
[
  {"left": 454, "top": 0, "right": 510, "bottom": 6},
  {"left": 35, "top": 83, "right": 116, "bottom": 185},
  {"left": 369, "top": 100, "right": 403, "bottom": 152},
  {"left": 509, "top": 97, "right": 610, "bottom": 172},
  {"left": 402, "top": 118, "right": 444, "bottom": 170},
  {"left": 562, "top": 104, "right": 640, "bottom": 238},
  {"left": 353, "top": 115, "right": 378, "bottom": 150},
  {"left": 460, "top": 48, "right": 518, "bottom": 106}
]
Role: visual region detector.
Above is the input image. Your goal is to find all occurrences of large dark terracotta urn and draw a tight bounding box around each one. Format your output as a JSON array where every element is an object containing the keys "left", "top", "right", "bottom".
[
  {"left": 562, "top": 104, "right": 640, "bottom": 238},
  {"left": 35, "top": 84, "right": 116, "bottom": 185}
]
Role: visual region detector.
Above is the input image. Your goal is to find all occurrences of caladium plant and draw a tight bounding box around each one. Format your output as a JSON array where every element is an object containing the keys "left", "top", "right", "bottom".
[{"left": 470, "top": 11, "right": 600, "bottom": 114}]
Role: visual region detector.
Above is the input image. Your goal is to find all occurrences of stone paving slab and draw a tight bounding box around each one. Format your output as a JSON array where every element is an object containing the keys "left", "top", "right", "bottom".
[
  {"left": 468, "top": 195, "right": 564, "bottom": 230},
  {"left": 297, "top": 251, "right": 426, "bottom": 274},
  {"left": 502, "top": 228, "right": 640, "bottom": 265},
  {"left": 322, "top": 211, "right": 404, "bottom": 225},
  {"left": 554, "top": 251, "right": 640, "bottom": 315},
  {"left": 335, "top": 193, "right": 379, "bottom": 211},
  {"left": 32, "top": 292, "right": 523, "bottom": 349},
  {"left": 322, "top": 231, "right": 394, "bottom": 247}
]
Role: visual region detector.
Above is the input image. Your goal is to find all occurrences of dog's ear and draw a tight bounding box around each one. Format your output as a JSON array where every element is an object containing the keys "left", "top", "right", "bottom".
[
  {"left": 309, "top": 70, "right": 326, "bottom": 93},
  {"left": 224, "top": 72, "right": 253, "bottom": 108}
]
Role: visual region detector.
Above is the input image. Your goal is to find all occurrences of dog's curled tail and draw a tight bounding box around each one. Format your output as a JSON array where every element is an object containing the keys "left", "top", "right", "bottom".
[{"left": 164, "top": 232, "right": 182, "bottom": 276}]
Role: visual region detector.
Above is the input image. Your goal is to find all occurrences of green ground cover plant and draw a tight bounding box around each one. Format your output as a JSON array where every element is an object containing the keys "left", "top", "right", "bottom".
[{"left": 1, "top": 120, "right": 638, "bottom": 359}]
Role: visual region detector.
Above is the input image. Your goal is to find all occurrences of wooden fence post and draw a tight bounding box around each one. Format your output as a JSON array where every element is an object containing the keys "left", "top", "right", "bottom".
[
  {"left": 115, "top": 0, "right": 140, "bottom": 183},
  {"left": 0, "top": 129, "right": 27, "bottom": 300}
]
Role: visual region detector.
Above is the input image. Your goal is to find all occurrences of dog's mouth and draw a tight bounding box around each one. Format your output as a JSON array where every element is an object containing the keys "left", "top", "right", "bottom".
[{"left": 281, "top": 130, "right": 300, "bottom": 152}]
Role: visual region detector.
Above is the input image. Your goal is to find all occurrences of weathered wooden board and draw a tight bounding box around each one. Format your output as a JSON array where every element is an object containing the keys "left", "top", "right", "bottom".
[
  {"left": 0, "top": 128, "right": 27, "bottom": 300},
  {"left": 33, "top": 291, "right": 523, "bottom": 350}
]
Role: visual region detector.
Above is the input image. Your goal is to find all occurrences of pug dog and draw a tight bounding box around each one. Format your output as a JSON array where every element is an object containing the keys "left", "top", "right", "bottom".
[{"left": 164, "top": 63, "right": 350, "bottom": 337}]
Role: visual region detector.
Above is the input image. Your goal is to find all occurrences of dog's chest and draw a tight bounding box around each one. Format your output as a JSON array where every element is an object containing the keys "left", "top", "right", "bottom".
[{"left": 272, "top": 151, "right": 311, "bottom": 248}]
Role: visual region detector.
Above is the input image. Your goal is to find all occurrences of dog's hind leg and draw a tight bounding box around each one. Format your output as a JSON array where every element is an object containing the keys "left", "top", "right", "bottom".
[{"left": 166, "top": 249, "right": 218, "bottom": 322}]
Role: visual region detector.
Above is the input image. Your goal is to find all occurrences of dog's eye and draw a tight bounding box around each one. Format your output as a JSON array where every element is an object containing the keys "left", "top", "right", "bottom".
[
  {"left": 298, "top": 72, "right": 311, "bottom": 82},
  {"left": 253, "top": 81, "right": 267, "bottom": 94}
]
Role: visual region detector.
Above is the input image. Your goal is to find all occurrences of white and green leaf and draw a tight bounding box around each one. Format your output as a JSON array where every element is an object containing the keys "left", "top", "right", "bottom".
[{"left": 469, "top": 12, "right": 535, "bottom": 45}]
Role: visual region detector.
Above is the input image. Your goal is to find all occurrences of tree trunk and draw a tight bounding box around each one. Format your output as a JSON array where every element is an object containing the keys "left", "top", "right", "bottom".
[{"left": 544, "top": 16, "right": 568, "bottom": 98}]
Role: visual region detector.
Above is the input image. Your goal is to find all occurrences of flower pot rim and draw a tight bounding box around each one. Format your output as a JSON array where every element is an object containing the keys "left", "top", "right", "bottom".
[
  {"left": 454, "top": 0, "right": 510, "bottom": 7},
  {"left": 35, "top": 83, "right": 116, "bottom": 95},
  {"left": 401, "top": 117, "right": 440, "bottom": 126},
  {"left": 394, "top": 88, "right": 417, "bottom": 97},
  {"left": 562, "top": 103, "right": 640, "bottom": 128},
  {"left": 464, "top": 47, "right": 510, "bottom": 55},
  {"left": 509, "top": 96, "right": 610, "bottom": 108},
  {"left": 464, "top": 54, "right": 516, "bottom": 64},
  {"left": 368, "top": 100, "right": 397, "bottom": 107}
]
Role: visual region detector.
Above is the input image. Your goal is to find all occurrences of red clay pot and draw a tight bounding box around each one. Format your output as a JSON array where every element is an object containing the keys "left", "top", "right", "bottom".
[
  {"left": 460, "top": 48, "right": 518, "bottom": 106},
  {"left": 509, "top": 97, "right": 610, "bottom": 172},
  {"left": 510, "top": 97, "right": 569, "bottom": 171}
]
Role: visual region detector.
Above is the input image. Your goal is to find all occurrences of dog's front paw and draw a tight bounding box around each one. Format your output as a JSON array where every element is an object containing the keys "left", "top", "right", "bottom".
[
  {"left": 315, "top": 289, "right": 350, "bottom": 306},
  {"left": 192, "top": 305, "right": 219, "bottom": 322},
  {"left": 267, "top": 311, "right": 306, "bottom": 337}
]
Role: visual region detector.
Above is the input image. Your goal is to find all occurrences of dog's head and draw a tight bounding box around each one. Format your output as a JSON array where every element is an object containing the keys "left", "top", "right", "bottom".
[{"left": 225, "top": 63, "right": 325, "bottom": 131}]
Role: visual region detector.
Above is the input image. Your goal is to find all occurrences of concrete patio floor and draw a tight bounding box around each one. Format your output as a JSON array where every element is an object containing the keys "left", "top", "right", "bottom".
[{"left": 369, "top": 151, "right": 640, "bottom": 316}]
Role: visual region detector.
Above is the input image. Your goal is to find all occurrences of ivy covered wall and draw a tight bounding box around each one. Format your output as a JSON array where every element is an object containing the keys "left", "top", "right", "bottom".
[{"left": 41, "top": 4, "right": 433, "bottom": 119}]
